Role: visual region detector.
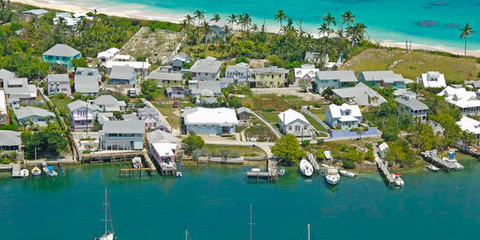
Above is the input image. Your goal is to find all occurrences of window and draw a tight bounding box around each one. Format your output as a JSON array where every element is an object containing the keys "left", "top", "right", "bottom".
[
  {"left": 295, "top": 126, "right": 300, "bottom": 131},
  {"left": 288, "top": 126, "right": 292, "bottom": 130}
]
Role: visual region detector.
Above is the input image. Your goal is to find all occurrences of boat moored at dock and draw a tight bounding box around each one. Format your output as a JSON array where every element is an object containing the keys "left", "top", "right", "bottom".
[
  {"left": 20, "top": 168, "right": 29, "bottom": 178},
  {"left": 299, "top": 159, "right": 313, "bottom": 177},
  {"left": 325, "top": 168, "right": 340, "bottom": 185},
  {"left": 339, "top": 170, "right": 356, "bottom": 178},
  {"left": 43, "top": 166, "right": 58, "bottom": 177},
  {"left": 426, "top": 164, "right": 440, "bottom": 172},
  {"left": 31, "top": 167, "right": 41, "bottom": 176},
  {"left": 393, "top": 173, "right": 404, "bottom": 187}
]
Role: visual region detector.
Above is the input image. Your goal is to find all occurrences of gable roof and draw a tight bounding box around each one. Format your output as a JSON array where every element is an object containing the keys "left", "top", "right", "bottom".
[
  {"left": 147, "top": 130, "right": 178, "bottom": 144},
  {"left": 237, "top": 107, "right": 252, "bottom": 114},
  {"left": 101, "top": 120, "right": 145, "bottom": 134},
  {"left": 419, "top": 71, "right": 446, "bottom": 88},
  {"left": 68, "top": 100, "right": 99, "bottom": 112},
  {"left": 184, "top": 107, "right": 238, "bottom": 125},
  {"left": 190, "top": 57, "right": 222, "bottom": 74},
  {"left": 327, "top": 103, "right": 362, "bottom": 119},
  {"left": 147, "top": 72, "right": 183, "bottom": 81},
  {"left": 14, "top": 106, "right": 55, "bottom": 120},
  {"left": 0, "top": 130, "right": 21, "bottom": 146},
  {"left": 316, "top": 70, "right": 357, "bottom": 82},
  {"left": 253, "top": 66, "right": 288, "bottom": 75},
  {"left": 457, "top": 116, "right": 480, "bottom": 135},
  {"left": 278, "top": 109, "right": 310, "bottom": 125},
  {"left": 332, "top": 82, "right": 387, "bottom": 106},
  {"left": 23, "top": 9, "right": 49, "bottom": 16},
  {"left": 43, "top": 44, "right": 80, "bottom": 57},
  {"left": 361, "top": 70, "right": 406, "bottom": 84},
  {"left": 109, "top": 65, "right": 135, "bottom": 80},
  {"left": 0, "top": 69, "right": 15, "bottom": 81},
  {"left": 47, "top": 74, "right": 69, "bottom": 83},
  {"left": 395, "top": 96, "right": 429, "bottom": 111}
]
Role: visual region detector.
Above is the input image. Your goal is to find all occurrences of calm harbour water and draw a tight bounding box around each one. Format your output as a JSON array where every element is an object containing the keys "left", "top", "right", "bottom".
[
  {"left": 1, "top": 154, "right": 480, "bottom": 239},
  {"left": 53, "top": 0, "right": 480, "bottom": 50}
]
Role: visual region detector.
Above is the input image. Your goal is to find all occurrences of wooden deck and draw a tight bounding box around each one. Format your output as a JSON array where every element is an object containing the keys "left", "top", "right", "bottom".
[
  {"left": 376, "top": 160, "right": 395, "bottom": 187},
  {"left": 246, "top": 158, "right": 278, "bottom": 181}
]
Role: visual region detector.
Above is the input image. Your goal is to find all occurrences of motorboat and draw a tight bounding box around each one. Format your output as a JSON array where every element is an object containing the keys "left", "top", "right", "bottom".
[
  {"left": 339, "top": 170, "right": 356, "bottom": 178},
  {"left": 325, "top": 167, "right": 340, "bottom": 185},
  {"left": 251, "top": 168, "right": 261, "bottom": 172},
  {"left": 426, "top": 164, "right": 440, "bottom": 172},
  {"left": 31, "top": 167, "right": 41, "bottom": 176},
  {"left": 176, "top": 171, "right": 183, "bottom": 177},
  {"left": 299, "top": 159, "right": 314, "bottom": 177},
  {"left": 43, "top": 166, "right": 58, "bottom": 177},
  {"left": 132, "top": 157, "right": 142, "bottom": 169},
  {"left": 443, "top": 157, "right": 464, "bottom": 170},
  {"left": 278, "top": 169, "right": 285, "bottom": 176},
  {"left": 20, "top": 169, "right": 29, "bottom": 178},
  {"left": 393, "top": 173, "right": 404, "bottom": 187}
]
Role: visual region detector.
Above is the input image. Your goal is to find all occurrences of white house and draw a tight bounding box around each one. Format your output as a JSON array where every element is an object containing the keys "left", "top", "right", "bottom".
[
  {"left": 418, "top": 71, "right": 446, "bottom": 88},
  {"left": 278, "top": 109, "right": 313, "bottom": 138},
  {"left": 457, "top": 116, "right": 480, "bottom": 142},
  {"left": 183, "top": 107, "right": 238, "bottom": 136},
  {"left": 99, "top": 120, "right": 145, "bottom": 150},
  {"left": 437, "top": 86, "right": 480, "bottom": 115},
  {"left": 294, "top": 64, "right": 319, "bottom": 86},
  {"left": 189, "top": 57, "right": 222, "bottom": 81},
  {"left": 225, "top": 62, "right": 250, "bottom": 83},
  {"left": 97, "top": 47, "right": 120, "bottom": 63},
  {"left": 325, "top": 103, "right": 362, "bottom": 130}
]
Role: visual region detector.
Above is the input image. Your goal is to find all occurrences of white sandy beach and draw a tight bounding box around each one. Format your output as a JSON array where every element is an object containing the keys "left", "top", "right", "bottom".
[{"left": 11, "top": 0, "right": 480, "bottom": 58}]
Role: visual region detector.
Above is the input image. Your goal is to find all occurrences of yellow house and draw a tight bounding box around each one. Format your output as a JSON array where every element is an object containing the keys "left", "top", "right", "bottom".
[{"left": 250, "top": 66, "right": 288, "bottom": 88}]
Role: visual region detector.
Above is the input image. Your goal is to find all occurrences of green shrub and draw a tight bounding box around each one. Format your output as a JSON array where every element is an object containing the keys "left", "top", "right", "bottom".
[
  {"left": 343, "top": 160, "right": 356, "bottom": 169},
  {"left": 301, "top": 140, "right": 310, "bottom": 147}
]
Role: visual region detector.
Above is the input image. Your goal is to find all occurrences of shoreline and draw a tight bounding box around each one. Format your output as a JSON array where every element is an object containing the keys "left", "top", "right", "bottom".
[{"left": 12, "top": 0, "right": 480, "bottom": 58}]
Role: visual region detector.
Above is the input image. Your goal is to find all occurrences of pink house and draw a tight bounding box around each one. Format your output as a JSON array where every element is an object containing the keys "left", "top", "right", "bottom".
[{"left": 47, "top": 74, "right": 71, "bottom": 96}]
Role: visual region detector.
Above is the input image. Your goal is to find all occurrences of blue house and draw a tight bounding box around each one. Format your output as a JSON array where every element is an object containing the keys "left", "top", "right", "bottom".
[
  {"left": 42, "top": 44, "right": 81, "bottom": 70},
  {"left": 108, "top": 65, "right": 136, "bottom": 85},
  {"left": 359, "top": 71, "right": 408, "bottom": 89},
  {"left": 315, "top": 70, "right": 357, "bottom": 93}
]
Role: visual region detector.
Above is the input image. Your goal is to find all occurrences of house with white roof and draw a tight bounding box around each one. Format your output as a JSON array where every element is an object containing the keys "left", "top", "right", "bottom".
[
  {"left": 437, "top": 86, "right": 480, "bottom": 115},
  {"left": 47, "top": 74, "right": 71, "bottom": 96},
  {"left": 147, "top": 130, "right": 179, "bottom": 173},
  {"left": 205, "top": 20, "right": 233, "bottom": 41},
  {"left": 4, "top": 77, "right": 37, "bottom": 108},
  {"left": 68, "top": 100, "right": 100, "bottom": 131},
  {"left": 99, "top": 120, "right": 145, "bottom": 150},
  {"left": 97, "top": 48, "right": 120, "bottom": 63},
  {"left": 360, "top": 71, "right": 410, "bottom": 89},
  {"left": 315, "top": 70, "right": 358, "bottom": 93},
  {"left": 418, "top": 71, "right": 446, "bottom": 88},
  {"left": 332, "top": 82, "right": 387, "bottom": 109},
  {"left": 378, "top": 142, "right": 389, "bottom": 158},
  {"left": 457, "top": 116, "right": 480, "bottom": 142},
  {"left": 0, "top": 69, "right": 15, "bottom": 88},
  {"left": 91, "top": 95, "right": 126, "bottom": 112},
  {"left": 294, "top": 64, "right": 319, "bottom": 86},
  {"left": 395, "top": 94, "right": 429, "bottom": 122},
  {"left": 190, "top": 57, "right": 222, "bottom": 81},
  {"left": 325, "top": 103, "right": 362, "bottom": 130},
  {"left": 74, "top": 67, "right": 100, "bottom": 96},
  {"left": 108, "top": 65, "right": 136, "bottom": 85},
  {"left": 278, "top": 109, "right": 313, "bottom": 138},
  {"left": 182, "top": 107, "right": 238, "bottom": 136},
  {"left": 103, "top": 60, "right": 151, "bottom": 76},
  {"left": 14, "top": 106, "right": 55, "bottom": 127},
  {"left": 225, "top": 62, "right": 250, "bottom": 84}
]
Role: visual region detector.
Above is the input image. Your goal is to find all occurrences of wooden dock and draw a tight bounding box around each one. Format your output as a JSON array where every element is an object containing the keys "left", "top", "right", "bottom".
[
  {"left": 376, "top": 160, "right": 395, "bottom": 187},
  {"left": 11, "top": 164, "right": 21, "bottom": 178},
  {"left": 81, "top": 150, "right": 144, "bottom": 163},
  {"left": 246, "top": 158, "right": 278, "bottom": 181},
  {"left": 421, "top": 151, "right": 457, "bottom": 172},
  {"left": 119, "top": 152, "right": 159, "bottom": 178}
]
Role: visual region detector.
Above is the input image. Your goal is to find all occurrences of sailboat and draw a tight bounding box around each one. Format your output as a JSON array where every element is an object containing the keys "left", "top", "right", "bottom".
[
  {"left": 96, "top": 189, "right": 115, "bottom": 240},
  {"left": 249, "top": 204, "right": 254, "bottom": 240},
  {"left": 31, "top": 147, "right": 41, "bottom": 177}
]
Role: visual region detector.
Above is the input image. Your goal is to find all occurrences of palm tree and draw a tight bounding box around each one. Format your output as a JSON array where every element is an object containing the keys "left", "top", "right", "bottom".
[
  {"left": 341, "top": 11, "right": 355, "bottom": 27},
  {"left": 322, "top": 13, "right": 336, "bottom": 27},
  {"left": 460, "top": 23, "right": 475, "bottom": 56},
  {"left": 193, "top": 9, "right": 204, "bottom": 26},
  {"left": 348, "top": 22, "right": 367, "bottom": 46},
  {"left": 274, "top": 9, "right": 287, "bottom": 33},
  {"left": 184, "top": 14, "right": 194, "bottom": 25},
  {"left": 318, "top": 22, "right": 330, "bottom": 39},
  {"left": 227, "top": 13, "right": 237, "bottom": 25},
  {"left": 211, "top": 13, "right": 220, "bottom": 22}
]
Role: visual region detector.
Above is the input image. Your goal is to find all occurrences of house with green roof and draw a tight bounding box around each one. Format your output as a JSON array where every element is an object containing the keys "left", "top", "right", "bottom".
[{"left": 42, "top": 44, "right": 81, "bottom": 70}]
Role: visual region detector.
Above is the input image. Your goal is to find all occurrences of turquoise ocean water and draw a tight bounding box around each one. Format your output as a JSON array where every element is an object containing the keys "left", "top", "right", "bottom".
[
  {"left": 58, "top": 0, "right": 480, "bottom": 50},
  {"left": 1, "top": 155, "right": 480, "bottom": 239}
]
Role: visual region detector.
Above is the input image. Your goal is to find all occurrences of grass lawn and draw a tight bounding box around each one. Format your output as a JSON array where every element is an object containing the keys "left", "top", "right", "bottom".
[
  {"left": 342, "top": 48, "right": 479, "bottom": 83},
  {"left": 302, "top": 113, "right": 328, "bottom": 133},
  {"left": 50, "top": 98, "right": 74, "bottom": 116},
  {"left": 250, "top": 94, "right": 312, "bottom": 112},
  {"left": 154, "top": 103, "right": 181, "bottom": 130},
  {"left": 309, "top": 107, "right": 327, "bottom": 121},
  {"left": 204, "top": 144, "right": 266, "bottom": 157},
  {"left": 244, "top": 119, "right": 277, "bottom": 142},
  {"left": 259, "top": 111, "right": 279, "bottom": 123}
]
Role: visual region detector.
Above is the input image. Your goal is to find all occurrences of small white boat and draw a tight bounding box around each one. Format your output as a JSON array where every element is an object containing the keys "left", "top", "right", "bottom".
[
  {"left": 278, "top": 169, "right": 285, "bottom": 176},
  {"left": 176, "top": 171, "right": 183, "bottom": 177},
  {"left": 251, "top": 168, "right": 261, "bottom": 172},
  {"left": 43, "top": 166, "right": 58, "bottom": 177},
  {"left": 426, "top": 164, "right": 440, "bottom": 172},
  {"left": 393, "top": 173, "right": 404, "bottom": 187},
  {"left": 339, "top": 170, "right": 356, "bottom": 178},
  {"left": 299, "top": 159, "right": 314, "bottom": 177},
  {"left": 325, "top": 168, "right": 340, "bottom": 185},
  {"left": 132, "top": 157, "right": 142, "bottom": 169},
  {"left": 31, "top": 167, "right": 41, "bottom": 176},
  {"left": 20, "top": 169, "right": 29, "bottom": 178}
]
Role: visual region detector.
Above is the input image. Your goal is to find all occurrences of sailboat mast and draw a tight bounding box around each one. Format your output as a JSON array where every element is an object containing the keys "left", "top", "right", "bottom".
[
  {"left": 185, "top": 230, "right": 188, "bottom": 240},
  {"left": 307, "top": 224, "right": 310, "bottom": 240},
  {"left": 104, "top": 189, "right": 108, "bottom": 235},
  {"left": 249, "top": 204, "right": 253, "bottom": 240}
]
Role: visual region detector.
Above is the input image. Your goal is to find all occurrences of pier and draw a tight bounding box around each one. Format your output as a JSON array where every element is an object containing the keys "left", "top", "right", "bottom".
[
  {"left": 11, "top": 164, "right": 21, "bottom": 178},
  {"left": 246, "top": 158, "right": 278, "bottom": 181},
  {"left": 119, "top": 151, "right": 158, "bottom": 178},
  {"left": 306, "top": 153, "right": 320, "bottom": 173},
  {"left": 421, "top": 151, "right": 457, "bottom": 172},
  {"left": 376, "top": 160, "right": 396, "bottom": 187}
]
